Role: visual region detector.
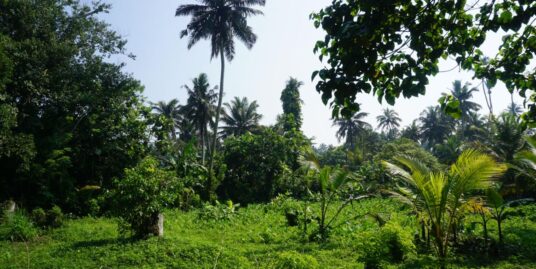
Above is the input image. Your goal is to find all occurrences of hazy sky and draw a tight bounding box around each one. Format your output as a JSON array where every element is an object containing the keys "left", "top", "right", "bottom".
[{"left": 96, "top": 0, "right": 525, "bottom": 146}]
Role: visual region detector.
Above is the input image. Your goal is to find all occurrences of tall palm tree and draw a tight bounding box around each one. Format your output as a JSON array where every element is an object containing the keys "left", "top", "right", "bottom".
[
  {"left": 419, "top": 106, "right": 455, "bottom": 149},
  {"left": 333, "top": 112, "right": 371, "bottom": 150},
  {"left": 443, "top": 80, "right": 481, "bottom": 132},
  {"left": 384, "top": 150, "right": 506, "bottom": 265},
  {"left": 176, "top": 0, "right": 266, "bottom": 181},
  {"left": 376, "top": 108, "right": 401, "bottom": 135},
  {"left": 182, "top": 73, "right": 218, "bottom": 164},
  {"left": 151, "top": 99, "right": 182, "bottom": 140},
  {"left": 220, "top": 96, "right": 262, "bottom": 137},
  {"left": 506, "top": 102, "right": 523, "bottom": 116}
]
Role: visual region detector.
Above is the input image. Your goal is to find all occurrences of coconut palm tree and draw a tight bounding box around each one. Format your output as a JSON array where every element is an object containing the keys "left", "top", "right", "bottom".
[
  {"left": 419, "top": 106, "right": 455, "bottom": 149},
  {"left": 176, "top": 0, "right": 266, "bottom": 180},
  {"left": 506, "top": 102, "right": 523, "bottom": 116},
  {"left": 384, "top": 150, "right": 506, "bottom": 266},
  {"left": 182, "top": 73, "right": 218, "bottom": 164},
  {"left": 376, "top": 108, "right": 401, "bottom": 137},
  {"left": 442, "top": 80, "right": 481, "bottom": 134},
  {"left": 400, "top": 120, "right": 421, "bottom": 143},
  {"left": 333, "top": 112, "right": 371, "bottom": 150},
  {"left": 220, "top": 96, "right": 262, "bottom": 137},
  {"left": 151, "top": 99, "right": 182, "bottom": 140}
]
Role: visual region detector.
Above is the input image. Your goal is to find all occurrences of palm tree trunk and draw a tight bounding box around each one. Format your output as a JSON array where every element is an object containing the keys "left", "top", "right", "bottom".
[
  {"left": 201, "top": 126, "right": 206, "bottom": 165},
  {"left": 208, "top": 49, "right": 225, "bottom": 196}
]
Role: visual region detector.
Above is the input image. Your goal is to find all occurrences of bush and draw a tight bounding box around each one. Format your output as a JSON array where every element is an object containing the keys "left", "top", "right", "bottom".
[
  {"left": 274, "top": 251, "right": 319, "bottom": 269},
  {"left": 30, "top": 208, "right": 47, "bottom": 227},
  {"left": 197, "top": 200, "right": 239, "bottom": 221},
  {"left": 47, "top": 205, "right": 64, "bottom": 228},
  {"left": 355, "top": 221, "right": 416, "bottom": 268},
  {"left": 0, "top": 210, "right": 38, "bottom": 241},
  {"left": 112, "top": 156, "right": 181, "bottom": 238}
]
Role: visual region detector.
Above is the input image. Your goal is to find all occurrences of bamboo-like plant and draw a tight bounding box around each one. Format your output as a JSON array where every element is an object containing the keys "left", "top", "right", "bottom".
[{"left": 384, "top": 149, "right": 506, "bottom": 265}]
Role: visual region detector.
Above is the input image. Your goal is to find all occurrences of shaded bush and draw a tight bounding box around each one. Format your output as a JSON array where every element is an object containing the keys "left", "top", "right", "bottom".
[{"left": 47, "top": 205, "right": 64, "bottom": 228}]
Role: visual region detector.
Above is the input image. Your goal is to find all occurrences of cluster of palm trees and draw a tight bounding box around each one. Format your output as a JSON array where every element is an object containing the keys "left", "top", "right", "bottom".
[
  {"left": 150, "top": 73, "right": 262, "bottom": 164},
  {"left": 334, "top": 80, "right": 525, "bottom": 153}
]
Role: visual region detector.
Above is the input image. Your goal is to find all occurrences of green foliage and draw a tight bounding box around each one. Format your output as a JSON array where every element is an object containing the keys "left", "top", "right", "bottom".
[
  {"left": 30, "top": 208, "right": 47, "bottom": 228},
  {"left": 0, "top": 0, "right": 150, "bottom": 209},
  {"left": 197, "top": 200, "right": 239, "bottom": 222},
  {"left": 274, "top": 251, "right": 319, "bottom": 269},
  {"left": 0, "top": 210, "right": 38, "bottom": 241},
  {"left": 280, "top": 78, "right": 304, "bottom": 131},
  {"left": 221, "top": 96, "right": 262, "bottom": 137},
  {"left": 219, "top": 128, "right": 308, "bottom": 204},
  {"left": 1, "top": 200, "right": 536, "bottom": 268},
  {"left": 46, "top": 205, "right": 64, "bottom": 228},
  {"left": 311, "top": 0, "right": 536, "bottom": 124},
  {"left": 112, "top": 157, "right": 180, "bottom": 238},
  {"left": 355, "top": 220, "right": 416, "bottom": 268},
  {"left": 374, "top": 138, "right": 442, "bottom": 172},
  {"left": 384, "top": 150, "right": 507, "bottom": 261}
]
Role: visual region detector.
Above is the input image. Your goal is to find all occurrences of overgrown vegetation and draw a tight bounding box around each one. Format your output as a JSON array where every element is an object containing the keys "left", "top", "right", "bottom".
[{"left": 2, "top": 0, "right": 536, "bottom": 268}]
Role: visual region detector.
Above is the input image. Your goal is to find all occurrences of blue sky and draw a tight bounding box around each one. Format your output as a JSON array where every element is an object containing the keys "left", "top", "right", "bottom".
[{"left": 95, "top": 0, "right": 525, "bottom": 145}]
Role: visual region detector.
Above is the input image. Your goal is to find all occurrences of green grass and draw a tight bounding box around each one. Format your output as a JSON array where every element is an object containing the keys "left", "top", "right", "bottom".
[{"left": 1, "top": 199, "right": 536, "bottom": 268}]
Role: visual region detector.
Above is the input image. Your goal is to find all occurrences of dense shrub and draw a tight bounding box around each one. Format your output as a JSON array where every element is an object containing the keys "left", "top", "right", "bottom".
[
  {"left": 0, "top": 210, "right": 38, "bottom": 241},
  {"left": 274, "top": 251, "right": 319, "bottom": 269},
  {"left": 47, "top": 205, "right": 64, "bottom": 228},
  {"left": 112, "top": 156, "right": 181, "bottom": 238},
  {"left": 355, "top": 221, "right": 416, "bottom": 268},
  {"left": 218, "top": 128, "right": 309, "bottom": 204},
  {"left": 30, "top": 208, "right": 47, "bottom": 227}
]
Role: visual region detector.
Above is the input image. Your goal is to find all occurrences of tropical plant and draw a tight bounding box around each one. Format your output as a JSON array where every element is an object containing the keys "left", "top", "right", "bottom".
[
  {"left": 150, "top": 99, "right": 182, "bottom": 140},
  {"left": 384, "top": 150, "right": 506, "bottom": 265},
  {"left": 182, "top": 73, "right": 218, "bottom": 164},
  {"left": 176, "top": 0, "right": 266, "bottom": 186},
  {"left": 434, "top": 136, "right": 462, "bottom": 165},
  {"left": 418, "top": 106, "right": 455, "bottom": 149},
  {"left": 220, "top": 96, "right": 262, "bottom": 137},
  {"left": 443, "top": 80, "right": 481, "bottom": 131},
  {"left": 301, "top": 152, "right": 366, "bottom": 241},
  {"left": 333, "top": 112, "right": 371, "bottom": 150},
  {"left": 400, "top": 120, "right": 420, "bottom": 143},
  {"left": 376, "top": 108, "right": 401, "bottom": 135},
  {"left": 486, "top": 188, "right": 533, "bottom": 246}
]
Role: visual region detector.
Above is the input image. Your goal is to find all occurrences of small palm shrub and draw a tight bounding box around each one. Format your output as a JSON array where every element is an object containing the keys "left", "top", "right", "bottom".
[
  {"left": 384, "top": 149, "right": 506, "bottom": 265},
  {"left": 0, "top": 210, "right": 38, "bottom": 241},
  {"left": 112, "top": 156, "right": 181, "bottom": 238},
  {"left": 274, "top": 251, "right": 319, "bottom": 269}
]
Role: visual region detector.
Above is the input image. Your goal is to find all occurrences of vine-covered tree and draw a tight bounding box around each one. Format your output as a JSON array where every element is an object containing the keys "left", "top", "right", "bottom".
[{"left": 280, "top": 77, "right": 304, "bottom": 131}]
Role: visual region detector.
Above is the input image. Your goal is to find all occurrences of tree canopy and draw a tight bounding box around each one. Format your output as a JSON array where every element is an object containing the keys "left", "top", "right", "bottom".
[{"left": 311, "top": 0, "right": 536, "bottom": 125}]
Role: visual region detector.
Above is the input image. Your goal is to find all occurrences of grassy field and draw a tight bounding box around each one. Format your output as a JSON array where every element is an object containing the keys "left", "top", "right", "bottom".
[{"left": 1, "top": 198, "right": 536, "bottom": 269}]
